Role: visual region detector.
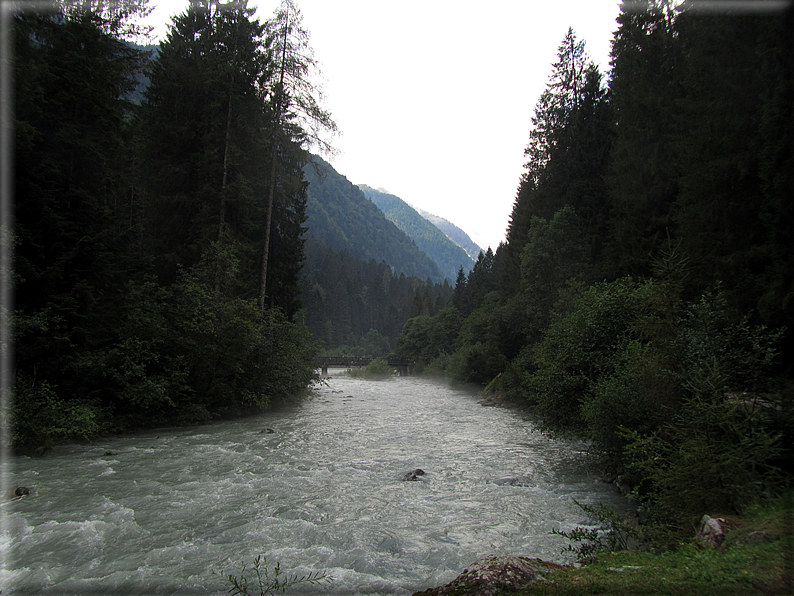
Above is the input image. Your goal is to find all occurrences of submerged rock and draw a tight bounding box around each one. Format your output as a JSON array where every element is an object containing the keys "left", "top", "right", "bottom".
[
  {"left": 103, "top": 450, "right": 117, "bottom": 456},
  {"left": 490, "top": 476, "right": 533, "bottom": 487},
  {"left": 413, "top": 555, "right": 563, "bottom": 596},
  {"left": 402, "top": 469, "right": 425, "bottom": 481},
  {"left": 5, "top": 486, "right": 30, "bottom": 500}
]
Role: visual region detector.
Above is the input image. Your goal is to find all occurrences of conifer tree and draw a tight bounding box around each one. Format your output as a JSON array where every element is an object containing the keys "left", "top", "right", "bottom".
[
  {"left": 503, "top": 28, "right": 593, "bottom": 297},
  {"left": 259, "top": 0, "right": 336, "bottom": 314},
  {"left": 607, "top": 0, "right": 680, "bottom": 277}
]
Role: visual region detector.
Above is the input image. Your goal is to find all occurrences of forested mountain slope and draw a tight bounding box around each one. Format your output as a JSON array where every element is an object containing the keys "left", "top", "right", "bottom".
[
  {"left": 303, "top": 157, "right": 444, "bottom": 283},
  {"left": 358, "top": 185, "right": 475, "bottom": 280},
  {"left": 300, "top": 157, "right": 452, "bottom": 351},
  {"left": 415, "top": 208, "right": 483, "bottom": 260}
]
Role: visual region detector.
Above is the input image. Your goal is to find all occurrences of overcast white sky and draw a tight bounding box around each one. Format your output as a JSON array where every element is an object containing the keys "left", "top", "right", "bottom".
[{"left": 141, "top": 0, "right": 623, "bottom": 251}]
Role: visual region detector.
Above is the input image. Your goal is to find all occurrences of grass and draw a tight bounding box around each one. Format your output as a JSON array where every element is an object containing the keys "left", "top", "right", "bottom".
[{"left": 518, "top": 500, "right": 793, "bottom": 595}]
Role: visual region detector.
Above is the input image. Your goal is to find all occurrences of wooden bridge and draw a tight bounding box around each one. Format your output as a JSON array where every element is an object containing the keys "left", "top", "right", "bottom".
[{"left": 316, "top": 356, "right": 413, "bottom": 376}]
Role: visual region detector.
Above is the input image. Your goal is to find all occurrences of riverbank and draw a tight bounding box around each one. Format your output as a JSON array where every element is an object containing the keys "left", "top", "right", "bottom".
[{"left": 416, "top": 498, "right": 792, "bottom": 595}]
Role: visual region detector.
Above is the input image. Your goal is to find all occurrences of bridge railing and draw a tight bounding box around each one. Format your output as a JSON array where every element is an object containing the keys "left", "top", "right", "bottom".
[{"left": 315, "top": 357, "right": 413, "bottom": 376}]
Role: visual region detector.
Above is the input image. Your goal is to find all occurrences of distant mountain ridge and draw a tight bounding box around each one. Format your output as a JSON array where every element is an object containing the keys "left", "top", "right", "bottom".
[
  {"left": 358, "top": 185, "right": 475, "bottom": 280},
  {"left": 415, "top": 208, "right": 483, "bottom": 260},
  {"left": 303, "top": 157, "right": 444, "bottom": 282}
]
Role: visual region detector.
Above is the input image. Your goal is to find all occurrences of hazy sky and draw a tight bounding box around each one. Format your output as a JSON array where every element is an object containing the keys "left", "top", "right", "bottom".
[{"left": 141, "top": 0, "right": 623, "bottom": 251}]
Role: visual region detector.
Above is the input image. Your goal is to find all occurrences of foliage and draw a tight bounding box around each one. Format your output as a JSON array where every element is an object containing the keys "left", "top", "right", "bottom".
[
  {"left": 301, "top": 239, "right": 452, "bottom": 352},
  {"left": 522, "top": 277, "right": 644, "bottom": 430},
  {"left": 361, "top": 328, "right": 391, "bottom": 358},
  {"left": 219, "top": 554, "right": 331, "bottom": 596},
  {"left": 392, "top": 307, "right": 462, "bottom": 367},
  {"left": 348, "top": 358, "right": 395, "bottom": 380},
  {"left": 12, "top": 381, "right": 103, "bottom": 452},
  {"left": 622, "top": 391, "right": 782, "bottom": 531},
  {"left": 447, "top": 341, "right": 508, "bottom": 387},
  {"left": 552, "top": 500, "right": 642, "bottom": 561},
  {"left": 8, "top": 3, "right": 325, "bottom": 450},
  {"left": 520, "top": 206, "right": 591, "bottom": 341}
]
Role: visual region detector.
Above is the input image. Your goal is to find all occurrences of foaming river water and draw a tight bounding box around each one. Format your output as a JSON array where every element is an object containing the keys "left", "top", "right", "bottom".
[{"left": 1, "top": 372, "right": 628, "bottom": 594}]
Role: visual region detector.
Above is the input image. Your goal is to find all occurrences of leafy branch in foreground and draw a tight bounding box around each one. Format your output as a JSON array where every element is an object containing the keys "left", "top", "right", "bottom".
[
  {"left": 217, "top": 555, "right": 332, "bottom": 595},
  {"left": 552, "top": 500, "right": 643, "bottom": 561}
]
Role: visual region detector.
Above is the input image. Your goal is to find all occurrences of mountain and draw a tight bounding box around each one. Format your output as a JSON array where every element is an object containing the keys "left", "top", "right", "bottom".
[
  {"left": 300, "top": 157, "right": 452, "bottom": 350},
  {"left": 358, "top": 185, "right": 475, "bottom": 280},
  {"left": 303, "top": 157, "right": 444, "bottom": 282},
  {"left": 415, "top": 208, "right": 484, "bottom": 260}
]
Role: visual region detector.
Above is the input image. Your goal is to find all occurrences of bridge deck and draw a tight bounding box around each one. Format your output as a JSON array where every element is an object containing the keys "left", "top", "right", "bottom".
[{"left": 315, "top": 357, "right": 413, "bottom": 376}]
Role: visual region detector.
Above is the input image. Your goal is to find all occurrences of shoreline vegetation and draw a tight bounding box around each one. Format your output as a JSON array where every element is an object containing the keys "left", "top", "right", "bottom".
[{"left": 387, "top": 1, "right": 794, "bottom": 591}]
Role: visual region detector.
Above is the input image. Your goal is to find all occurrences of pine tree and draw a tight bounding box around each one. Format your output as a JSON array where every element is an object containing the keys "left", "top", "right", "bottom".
[
  {"left": 502, "top": 28, "right": 597, "bottom": 297},
  {"left": 672, "top": 1, "right": 786, "bottom": 317},
  {"left": 259, "top": 0, "right": 336, "bottom": 314},
  {"left": 138, "top": 0, "right": 270, "bottom": 292},
  {"left": 607, "top": 0, "right": 680, "bottom": 277},
  {"left": 12, "top": 4, "right": 152, "bottom": 446},
  {"left": 523, "top": 27, "right": 589, "bottom": 188}
]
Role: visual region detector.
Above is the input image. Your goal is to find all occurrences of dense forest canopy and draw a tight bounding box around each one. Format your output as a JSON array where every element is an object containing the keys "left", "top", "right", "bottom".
[{"left": 393, "top": 0, "right": 794, "bottom": 542}]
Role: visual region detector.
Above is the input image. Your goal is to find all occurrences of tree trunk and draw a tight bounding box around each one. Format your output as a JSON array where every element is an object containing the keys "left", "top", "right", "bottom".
[{"left": 258, "top": 17, "right": 289, "bottom": 315}]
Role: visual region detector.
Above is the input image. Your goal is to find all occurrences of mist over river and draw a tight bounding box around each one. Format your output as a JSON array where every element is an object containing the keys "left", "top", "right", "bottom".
[{"left": 2, "top": 371, "right": 629, "bottom": 594}]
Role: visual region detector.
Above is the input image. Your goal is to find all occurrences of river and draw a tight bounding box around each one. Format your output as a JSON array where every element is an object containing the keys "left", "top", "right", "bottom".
[{"left": 1, "top": 371, "right": 628, "bottom": 595}]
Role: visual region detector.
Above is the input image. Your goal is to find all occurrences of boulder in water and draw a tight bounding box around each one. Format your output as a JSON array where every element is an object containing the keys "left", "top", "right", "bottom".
[
  {"left": 5, "top": 486, "right": 30, "bottom": 500},
  {"left": 103, "top": 450, "right": 117, "bottom": 456},
  {"left": 402, "top": 469, "right": 425, "bottom": 481}
]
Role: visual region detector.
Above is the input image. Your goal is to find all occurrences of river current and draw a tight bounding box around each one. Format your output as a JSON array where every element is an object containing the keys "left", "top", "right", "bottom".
[{"left": 1, "top": 371, "right": 628, "bottom": 594}]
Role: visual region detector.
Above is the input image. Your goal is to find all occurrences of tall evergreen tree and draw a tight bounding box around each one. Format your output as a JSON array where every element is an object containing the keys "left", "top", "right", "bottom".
[
  {"left": 502, "top": 28, "right": 593, "bottom": 297},
  {"left": 523, "top": 27, "right": 589, "bottom": 188},
  {"left": 138, "top": 0, "right": 271, "bottom": 294},
  {"left": 672, "top": 1, "right": 786, "bottom": 317},
  {"left": 607, "top": 0, "right": 680, "bottom": 277},
  {"left": 12, "top": 3, "right": 153, "bottom": 446},
  {"left": 259, "top": 0, "right": 336, "bottom": 314}
]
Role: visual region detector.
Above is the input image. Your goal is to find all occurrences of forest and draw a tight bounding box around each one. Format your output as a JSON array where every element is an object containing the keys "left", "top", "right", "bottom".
[
  {"left": 5, "top": 0, "right": 459, "bottom": 451},
  {"left": 297, "top": 157, "right": 454, "bottom": 354},
  {"left": 7, "top": 0, "right": 333, "bottom": 451},
  {"left": 392, "top": 0, "right": 794, "bottom": 543}
]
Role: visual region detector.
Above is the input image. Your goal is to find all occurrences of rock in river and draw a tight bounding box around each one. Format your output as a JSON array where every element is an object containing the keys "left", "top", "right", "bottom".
[{"left": 402, "top": 469, "right": 425, "bottom": 481}]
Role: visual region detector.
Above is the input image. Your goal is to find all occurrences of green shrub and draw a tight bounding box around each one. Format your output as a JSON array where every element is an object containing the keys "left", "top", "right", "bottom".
[
  {"left": 447, "top": 342, "right": 507, "bottom": 386},
  {"left": 218, "top": 554, "right": 331, "bottom": 595},
  {"left": 552, "top": 500, "right": 643, "bottom": 561},
  {"left": 618, "top": 287, "right": 785, "bottom": 538},
  {"left": 348, "top": 358, "right": 395, "bottom": 379},
  {"left": 582, "top": 340, "right": 677, "bottom": 469},
  {"left": 523, "top": 277, "right": 644, "bottom": 430},
  {"left": 12, "top": 381, "right": 104, "bottom": 451}
]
